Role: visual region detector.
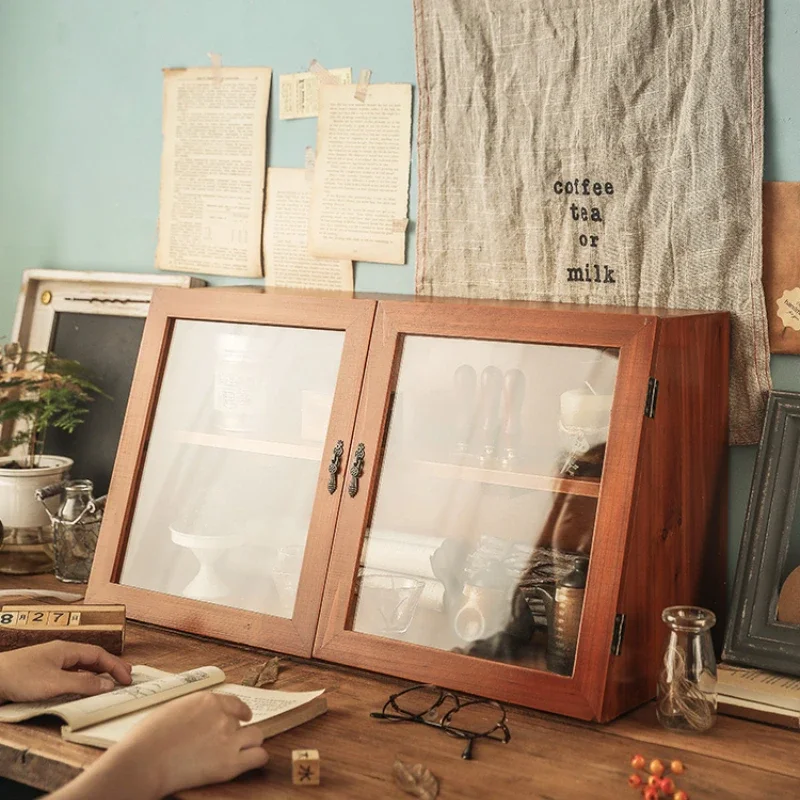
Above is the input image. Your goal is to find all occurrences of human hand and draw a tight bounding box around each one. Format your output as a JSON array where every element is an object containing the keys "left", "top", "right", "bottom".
[
  {"left": 0, "top": 641, "right": 132, "bottom": 702},
  {"left": 99, "top": 692, "right": 268, "bottom": 800}
]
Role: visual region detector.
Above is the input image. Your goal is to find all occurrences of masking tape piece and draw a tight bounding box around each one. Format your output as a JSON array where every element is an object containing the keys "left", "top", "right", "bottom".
[
  {"left": 392, "top": 218, "right": 409, "bottom": 233},
  {"left": 309, "top": 59, "right": 340, "bottom": 86},
  {"left": 355, "top": 68, "right": 372, "bottom": 102},
  {"left": 207, "top": 52, "right": 223, "bottom": 84}
]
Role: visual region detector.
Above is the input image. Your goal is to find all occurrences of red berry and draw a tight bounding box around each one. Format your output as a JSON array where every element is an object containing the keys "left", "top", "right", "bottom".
[
  {"left": 631, "top": 754, "right": 646, "bottom": 770},
  {"left": 643, "top": 788, "right": 659, "bottom": 800},
  {"left": 660, "top": 777, "right": 675, "bottom": 794},
  {"left": 671, "top": 760, "right": 685, "bottom": 775},
  {"left": 628, "top": 774, "right": 642, "bottom": 788},
  {"left": 647, "top": 775, "right": 660, "bottom": 788},
  {"left": 674, "top": 792, "right": 689, "bottom": 800},
  {"left": 649, "top": 759, "right": 665, "bottom": 777}
]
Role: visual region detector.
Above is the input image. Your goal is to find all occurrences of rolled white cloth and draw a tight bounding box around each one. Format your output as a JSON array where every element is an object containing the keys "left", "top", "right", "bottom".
[{"left": 360, "top": 530, "right": 445, "bottom": 581}]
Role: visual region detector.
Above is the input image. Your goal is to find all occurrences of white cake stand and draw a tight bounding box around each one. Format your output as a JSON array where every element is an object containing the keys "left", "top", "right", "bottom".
[{"left": 170, "top": 526, "right": 247, "bottom": 601}]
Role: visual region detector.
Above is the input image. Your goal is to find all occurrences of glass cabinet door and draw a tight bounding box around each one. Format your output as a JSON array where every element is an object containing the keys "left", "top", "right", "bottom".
[
  {"left": 316, "top": 302, "right": 656, "bottom": 714},
  {"left": 347, "top": 335, "right": 618, "bottom": 676},
  {"left": 88, "top": 289, "right": 375, "bottom": 656},
  {"left": 119, "top": 320, "right": 345, "bottom": 617}
]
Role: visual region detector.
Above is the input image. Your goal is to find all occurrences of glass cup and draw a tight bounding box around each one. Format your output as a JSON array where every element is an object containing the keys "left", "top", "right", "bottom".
[
  {"left": 355, "top": 575, "right": 425, "bottom": 635},
  {"left": 656, "top": 605, "right": 717, "bottom": 732}
]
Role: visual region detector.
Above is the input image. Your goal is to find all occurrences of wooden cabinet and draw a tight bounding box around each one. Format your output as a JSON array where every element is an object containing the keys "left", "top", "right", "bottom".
[{"left": 88, "top": 288, "right": 729, "bottom": 722}]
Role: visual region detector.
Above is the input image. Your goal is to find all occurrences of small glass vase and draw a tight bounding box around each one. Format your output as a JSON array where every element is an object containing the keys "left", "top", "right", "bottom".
[{"left": 656, "top": 606, "right": 717, "bottom": 732}]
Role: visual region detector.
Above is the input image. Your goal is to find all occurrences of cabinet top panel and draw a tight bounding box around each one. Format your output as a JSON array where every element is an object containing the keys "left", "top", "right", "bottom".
[{"left": 161, "top": 285, "right": 731, "bottom": 321}]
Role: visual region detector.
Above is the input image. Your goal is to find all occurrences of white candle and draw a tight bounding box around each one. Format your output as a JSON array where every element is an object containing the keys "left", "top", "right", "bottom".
[{"left": 560, "top": 388, "right": 612, "bottom": 430}]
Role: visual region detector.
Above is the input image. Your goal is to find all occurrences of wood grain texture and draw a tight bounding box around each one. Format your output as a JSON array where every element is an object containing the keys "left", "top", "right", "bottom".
[
  {"left": 0, "top": 619, "right": 797, "bottom": 799},
  {"left": 87, "top": 287, "right": 377, "bottom": 657},
  {"left": 601, "top": 312, "right": 730, "bottom": 720},
  {"left": 0, "top": 627, "right": 123, "bottom": 655}
]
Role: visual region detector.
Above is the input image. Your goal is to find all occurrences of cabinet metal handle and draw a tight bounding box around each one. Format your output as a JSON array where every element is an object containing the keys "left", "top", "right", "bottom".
[
  {"left": 348, "top": 443, "right": 366, "bottom": 498},
  {"left": 327, "top": 440, "right": 345, "bottom": 494}
]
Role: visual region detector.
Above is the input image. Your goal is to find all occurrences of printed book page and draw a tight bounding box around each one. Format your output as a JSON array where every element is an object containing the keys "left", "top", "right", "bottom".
[
  {"left": 308, "top": 83, "right": 412, "bottom": 265},
  {"left": 718, "top": 664, "right": 800, "bottom": 712},
  {"left": 0, "top": 666, "right": 223, "bottom": 730},
  {"left": 0, "top": 665, "right": 171, "bottom": 724},
  {"left": 264, "top": 168, "right": 353, "bottom": 291},
  {"left": 280, "top": 67, "right": 351, "bottom": 119},
  {"left": 155, "top": 66, "right": 271, "bottom": 277},
  {"left": 66, "top": 687, "right": 325, "bottom": 749}
]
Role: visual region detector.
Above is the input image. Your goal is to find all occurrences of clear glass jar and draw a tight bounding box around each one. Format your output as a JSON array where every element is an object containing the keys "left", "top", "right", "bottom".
[{"left": 656, "top": 605, "right": 717, "bottom": 732}]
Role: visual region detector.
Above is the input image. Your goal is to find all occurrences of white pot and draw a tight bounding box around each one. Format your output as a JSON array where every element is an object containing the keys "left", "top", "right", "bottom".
[{"left": 0, "top": 456, "right": 74, "bottom": 530}]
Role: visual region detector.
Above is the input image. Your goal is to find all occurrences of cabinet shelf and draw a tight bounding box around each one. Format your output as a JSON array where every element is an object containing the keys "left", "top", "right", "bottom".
[
  {"left": 415, "top": 459, "right": 601, "bottom": 497},
  {"left": 173, "top": 431, "right": 323, "bottom": 461}
]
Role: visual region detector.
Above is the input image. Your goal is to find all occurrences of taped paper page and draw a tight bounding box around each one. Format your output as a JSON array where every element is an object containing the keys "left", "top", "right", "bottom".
[
  {"left": 280, "top": 67, "right": 352, "bottom": 120},
  {"left": 264, "top": 168, "right": 353, "bottom": 291},
  {"left": 309, "top": 83, "right": 412, "bottom": 265},
  {"left": 155, "top": 67, "right": 271, "bottom": 278}
]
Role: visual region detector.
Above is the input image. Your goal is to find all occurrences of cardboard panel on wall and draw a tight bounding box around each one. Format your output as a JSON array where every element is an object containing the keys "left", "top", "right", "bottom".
[{"left": 764, "top": 181, "right": 800, "bottom": 354}]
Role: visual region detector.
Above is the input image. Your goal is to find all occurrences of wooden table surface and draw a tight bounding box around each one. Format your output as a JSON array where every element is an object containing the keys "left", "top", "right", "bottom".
[{"left": 0, "top": 574, "right": 797, "bottom": 799}]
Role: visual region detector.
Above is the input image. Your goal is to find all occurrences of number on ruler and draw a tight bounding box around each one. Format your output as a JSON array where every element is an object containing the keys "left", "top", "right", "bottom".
[
  {"left": 0, "top": 612, "right": 17, "bottom": 626},
  {"left": 48, "top": 611, "right": 68, "bottom": 626},
  {"left": 28, "top": 611, "right": 47, "bottom": 627}
]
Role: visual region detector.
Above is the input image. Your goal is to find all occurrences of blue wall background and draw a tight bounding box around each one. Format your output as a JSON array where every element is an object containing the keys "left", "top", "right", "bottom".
[{"left": 0, "top": 0, "right": 798, "bottom": 598}]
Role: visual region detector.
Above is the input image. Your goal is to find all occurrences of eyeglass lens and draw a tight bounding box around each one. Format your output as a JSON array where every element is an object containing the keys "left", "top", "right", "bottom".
[{"left": 393, "top": 685, "right": 446, "bottom": 717}]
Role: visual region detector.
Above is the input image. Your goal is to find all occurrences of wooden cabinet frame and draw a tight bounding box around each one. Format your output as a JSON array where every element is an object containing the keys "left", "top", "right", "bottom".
[
  {"left": 87, "top": 288, "right": 377, "bottom": 657},
  {"left": 88, "top": 289, "right": 729, "bottom": 721}
]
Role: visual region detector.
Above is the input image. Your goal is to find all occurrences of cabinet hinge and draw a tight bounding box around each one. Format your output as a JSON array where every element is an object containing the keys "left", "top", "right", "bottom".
[
  {"left": 644, "top": 378, "right": 659, "bottom": 419},
  {"left": 611, "top": 613, "right": 626, "bottom": 656}
]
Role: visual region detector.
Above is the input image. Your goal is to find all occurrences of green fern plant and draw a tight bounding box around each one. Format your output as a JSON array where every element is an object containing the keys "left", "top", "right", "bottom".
[{"left": 0, "top": 344, "right": 106, "bottom": 468}]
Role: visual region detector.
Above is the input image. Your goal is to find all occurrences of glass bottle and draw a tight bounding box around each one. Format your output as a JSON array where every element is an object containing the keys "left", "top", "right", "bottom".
[
  {"left": 37, "top": 480, "right": 106, "bottom": 583},
  {"left": 656, "top": 605, "right": 717, "bottom": 732}
]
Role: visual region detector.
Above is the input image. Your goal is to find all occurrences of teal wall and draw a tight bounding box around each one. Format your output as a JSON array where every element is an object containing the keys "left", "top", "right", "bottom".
[{"left": 1, "top": 1, "right": 798, "bottom": 596}]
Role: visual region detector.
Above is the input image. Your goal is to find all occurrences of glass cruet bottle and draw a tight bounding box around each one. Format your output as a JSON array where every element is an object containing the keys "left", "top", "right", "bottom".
[{"left": 656, "top": 605, "right": 717, "bottom": 732}]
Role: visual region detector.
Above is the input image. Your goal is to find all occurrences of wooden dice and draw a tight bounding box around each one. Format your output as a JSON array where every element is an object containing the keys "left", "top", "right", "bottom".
[{"left": 292, "top": 749, "right": 320, "bottom": 786}]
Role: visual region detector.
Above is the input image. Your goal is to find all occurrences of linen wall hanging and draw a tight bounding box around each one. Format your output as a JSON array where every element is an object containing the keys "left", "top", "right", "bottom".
[{"left": 413, "top": 0, "right": 768, "bottom": 444}]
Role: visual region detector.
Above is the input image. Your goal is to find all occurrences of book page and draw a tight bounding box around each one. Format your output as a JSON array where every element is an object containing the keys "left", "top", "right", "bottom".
[
  {"left": 309, "top": 83, "right": 412, "bottom": 265},
  {"left": 212, "top": 685, "right": 324, "bottom": 724},
  {"left": 57, "top": 667, "right": 224, "bottom": 731},
  {"left": 155, "top": 67, "right": 271, "bottom": 277},
  {"left": 280, "top": 68, "right": 351, "bottom": 120},
  {"left": 264, "top": 168, "right": 353, "bottom": 291},
  {"left": 0, "top": 665, "right": 171, "bottom": 724},
  {"left": 67, "top": 686, "right": 324, "bottom": 749},
  {"left": 718, "top": 664, "right": 800, "bottom": 711}
]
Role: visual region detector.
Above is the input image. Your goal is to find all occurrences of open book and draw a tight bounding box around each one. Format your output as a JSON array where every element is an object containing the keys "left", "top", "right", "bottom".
[
  {"left": 0, "top": 665, "right": 326, "bottom": 749},
  {"left": 717, "top": 663, "right": 800, "bottom": 729}
]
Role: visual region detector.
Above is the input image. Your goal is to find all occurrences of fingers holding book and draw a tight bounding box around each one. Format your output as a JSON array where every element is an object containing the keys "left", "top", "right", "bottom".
[{"left": 0, "top": 640, "right": 132, "bottom": 703}]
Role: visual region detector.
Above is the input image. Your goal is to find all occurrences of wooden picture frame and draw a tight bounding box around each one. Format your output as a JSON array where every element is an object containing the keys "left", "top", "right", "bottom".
[
  {"left": 6, "top": 269, "right": 205, "bottom": 493},
  {"left": 87, "top": 287, "right": 377, "bottom": 657},
  {"left": 724, "top": 391, "right": 800, "bottom": 676},
  {"left": 10, "top": 269, "right": 205, "bottom": 352}
]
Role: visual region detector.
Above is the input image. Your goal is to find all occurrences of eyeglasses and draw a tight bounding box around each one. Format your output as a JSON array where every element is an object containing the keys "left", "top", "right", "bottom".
[{"left": 370, "top": 684, "right": 511, "bottom": 760}]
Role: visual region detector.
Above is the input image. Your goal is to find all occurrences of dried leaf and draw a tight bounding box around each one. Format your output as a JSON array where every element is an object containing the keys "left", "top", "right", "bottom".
[
  {"left": 392, "top": 759, "right": 439, "bottom": 800},
  {"left": 241, "top": 657, "right": 280, "bottom": 687}
]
